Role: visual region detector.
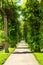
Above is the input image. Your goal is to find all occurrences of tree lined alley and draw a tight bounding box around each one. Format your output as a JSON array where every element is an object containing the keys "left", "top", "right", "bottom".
[{"left": 0, "top": 0, "right": 43, "bottom": 65}]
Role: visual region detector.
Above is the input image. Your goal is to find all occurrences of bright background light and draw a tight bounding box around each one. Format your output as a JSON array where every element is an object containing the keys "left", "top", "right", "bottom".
[{"left": 17, "top": 0, "right": 23, "bottom": 5}]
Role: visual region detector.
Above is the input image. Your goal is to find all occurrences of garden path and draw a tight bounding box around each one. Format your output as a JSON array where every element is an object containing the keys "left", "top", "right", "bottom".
[{"left": 3, "top": 41, "right": 39, "bottom": 65}]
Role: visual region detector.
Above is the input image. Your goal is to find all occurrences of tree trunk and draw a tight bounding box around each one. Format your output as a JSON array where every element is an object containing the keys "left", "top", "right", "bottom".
[
  {"left": 41, "top": 0, "right": 43, "bottom": 2},
  {"left": 4, "top": 15, "right": 9, "bottom": 53},
  {"left": 34, "top": 45, "right": 40, "bottom": 52},
  {"left": 0, "top": 1, "right": 2, "bottom": 8}
]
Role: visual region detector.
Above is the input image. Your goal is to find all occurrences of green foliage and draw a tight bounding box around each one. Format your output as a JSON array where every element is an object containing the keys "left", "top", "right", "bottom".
[
  {"left": 1, "top": 0, "right": 43, "bottom": 52},
  {"left": 0, "top": 30, "right": 6, "bottom": 43},
  {"left": 0, "top": 0, "right": 22, "bottom": 48},
  {"left": 23, "top": 0, "right": 43, "bottom": 52},
  {"left": 8, "top": 21, "right": 21, "bottom": 47},
  {"left": 40, "top": 2, "right": 43, "bottom": 49},
  {"left": 0, "top": 15, "right": 3, "bottom": 30}
]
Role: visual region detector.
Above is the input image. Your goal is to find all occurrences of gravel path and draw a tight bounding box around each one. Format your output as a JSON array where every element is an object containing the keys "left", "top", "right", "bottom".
[{"left": 3, "top": 41, "right": 39, "bottom": 65}]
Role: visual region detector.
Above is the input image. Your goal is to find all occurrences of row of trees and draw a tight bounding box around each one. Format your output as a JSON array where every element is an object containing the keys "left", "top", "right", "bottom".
[
  {"left": 22, "top": 0, "right": 43, "bottom": 52},
  {"left": 0, "top": 0, "right": 22, "bottom": 53}
]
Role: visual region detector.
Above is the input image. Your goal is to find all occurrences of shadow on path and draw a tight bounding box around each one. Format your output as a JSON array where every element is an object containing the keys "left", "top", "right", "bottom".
[
  {"left": 17, "top": 47, "right": 28, "bottom": 49},
  {"left": 13, "top": 51, "right": 33, "bottom": 54}
]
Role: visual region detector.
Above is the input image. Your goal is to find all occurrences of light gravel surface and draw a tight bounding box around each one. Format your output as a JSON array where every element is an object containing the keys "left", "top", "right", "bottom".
[{"left": 3, "top": 41, "right": 39, "bottom": 65}]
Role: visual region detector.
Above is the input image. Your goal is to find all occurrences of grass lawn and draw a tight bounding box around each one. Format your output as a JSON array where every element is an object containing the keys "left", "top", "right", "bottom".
[
  {"left": 0, "top": 48, "right": 14, "bottom": 65},
  {"left": 34, "top": 52, "right": 43, "bottom": 65},
  {"left": 27, "top": 43, "right": 43, "bottom": 65}
]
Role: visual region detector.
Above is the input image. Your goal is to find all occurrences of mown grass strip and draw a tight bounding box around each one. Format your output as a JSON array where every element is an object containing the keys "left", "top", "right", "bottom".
[
  {"left": 0, "top": 48, "right": 14, "bottom": 65},
  {"left": 34, "top": 52, "right": 43, "bottom": 65}
]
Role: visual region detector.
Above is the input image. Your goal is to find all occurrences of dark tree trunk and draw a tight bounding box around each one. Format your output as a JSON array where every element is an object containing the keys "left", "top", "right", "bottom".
[{"left": 4, "top": 15, "right": 9, "bottom": 53}]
